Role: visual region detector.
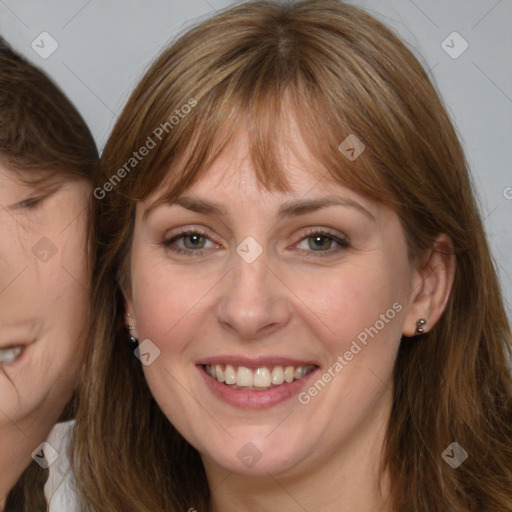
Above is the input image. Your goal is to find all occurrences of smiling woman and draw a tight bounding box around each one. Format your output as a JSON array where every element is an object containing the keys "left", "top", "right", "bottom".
[
  {"left": 71, "top": 1, "right": 512, "bottom": 511},
  {"left": 0, "top": 38, "right": 98, "bottom": 511}
]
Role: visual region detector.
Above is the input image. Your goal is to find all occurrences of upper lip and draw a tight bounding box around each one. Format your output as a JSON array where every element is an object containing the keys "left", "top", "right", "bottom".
[
  {"left": 0, "top": 339, "right": 35, "bottom": 350},
  {"left": 197, "top": 355, "right": 318, "bottom": 368},
  {"left": 0, "top": 320, "right": 39, "bottom": 349}
]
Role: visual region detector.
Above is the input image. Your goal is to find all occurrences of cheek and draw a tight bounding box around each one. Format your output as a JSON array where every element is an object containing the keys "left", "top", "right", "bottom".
[
  {"left": 0, "top": 225, "right": 31, "bottom": 290},
  {"left": 0, "top": 280, "right": 86, "bottom": 424},
  {"left": 59, "top": 226, "right": 89, "bottom": 281},
  {"left": 294, "top": 256, "right": 408, "bottom": 358},
  {"left": 0, "top": 193, "right": 90, "bottom": 423},
  {"left": 132, "top": 252, "right": 218, "bottom": 342},
  {"left": 33, "top": 228, "right": 89, "bottom": 312}
]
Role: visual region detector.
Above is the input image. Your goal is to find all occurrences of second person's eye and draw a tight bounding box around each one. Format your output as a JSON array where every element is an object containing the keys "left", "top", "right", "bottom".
[{"left": 14, "top": 195, "right": 46, "bottom": 209}]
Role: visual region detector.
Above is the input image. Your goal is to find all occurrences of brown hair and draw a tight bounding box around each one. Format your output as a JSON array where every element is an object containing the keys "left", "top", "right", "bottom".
[
  {"left": 0, "top": 37, "right": 98, "bottom": 511},
  {"left": 71, "top": 1, "right": 512, "bottom": 511},
  {"left": 0, "top": 39, "right": 97, "bottom": 179}
]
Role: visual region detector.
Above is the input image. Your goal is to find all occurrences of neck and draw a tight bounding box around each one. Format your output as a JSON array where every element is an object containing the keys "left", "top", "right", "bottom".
[
  {"left": 205, "top": 393, "right": 393, "bottom": 512},
  {"left": 0, "top": 412, "right": 57, "bottom": 508},
  {"left": 0, "top": 425, "right": 34, "bottom": 507}
]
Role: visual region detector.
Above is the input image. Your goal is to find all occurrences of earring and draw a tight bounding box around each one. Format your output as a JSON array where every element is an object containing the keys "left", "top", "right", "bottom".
[
  {"left": 127, "top": 324, "right": 138, "bottom": 344},
  {"left": 415, "top": 318, "right": 427, "bottom": 335}
]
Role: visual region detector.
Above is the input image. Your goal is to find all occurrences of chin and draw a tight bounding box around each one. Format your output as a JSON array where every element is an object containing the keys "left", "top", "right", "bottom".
[{"left": 189, "top": 423, "right": 316, "bottom": 478}]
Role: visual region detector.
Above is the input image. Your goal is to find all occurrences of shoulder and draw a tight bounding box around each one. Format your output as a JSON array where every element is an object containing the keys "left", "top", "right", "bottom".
[{"left": 43, "top": 419, "right": 80, "bottom": 512}]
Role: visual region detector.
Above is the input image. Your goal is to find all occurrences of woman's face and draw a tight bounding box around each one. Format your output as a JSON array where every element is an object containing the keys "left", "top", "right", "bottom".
[
  {"left": 0, "top": 164, "right": 90, "bottom": 435},
  {"left": 126, "top": 124, "right": 423, "bottom": 478}
]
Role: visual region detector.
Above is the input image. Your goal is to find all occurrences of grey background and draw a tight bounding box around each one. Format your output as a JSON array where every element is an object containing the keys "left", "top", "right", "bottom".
[{"left": 1, "top": 0, "right": 511, "bottom": 317}]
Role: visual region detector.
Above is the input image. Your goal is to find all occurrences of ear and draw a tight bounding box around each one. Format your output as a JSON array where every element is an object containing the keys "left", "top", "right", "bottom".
[{"left": 402, "top": 233, "right": 456, "bottom": 337}]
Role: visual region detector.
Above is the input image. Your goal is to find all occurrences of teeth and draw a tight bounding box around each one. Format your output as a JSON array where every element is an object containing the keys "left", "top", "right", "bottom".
[
  {"left": 205, "top": 363, "right": 314, "bottom": 389},
  {"left": 294, "top": 367, "right": 306, "bottom": 379},
  {"left": 284, "top": 366, "right": 294, "bottom": 383},
  {"left": 271, "top": 366, "right": 285, "bottom": 385},
  {"left": 253, "top": 367, "right": 271, "bottom": 388},
  {"left": 224, "top": 364, "right": 236, "bottom": 385},
  {"left": 236, "top": 366, "right": 253, "bottom": 387},
  {"left": 215, "top": 364, "right": 224, "bottom": 383},
  {"left": 0, "top": 346, "right": 22, "bottom": 365}
]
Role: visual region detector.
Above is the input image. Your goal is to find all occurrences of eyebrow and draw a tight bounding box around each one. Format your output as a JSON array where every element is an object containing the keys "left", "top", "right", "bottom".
[{"left": 144, "top": 194, "right": 375, "bottom": 222}]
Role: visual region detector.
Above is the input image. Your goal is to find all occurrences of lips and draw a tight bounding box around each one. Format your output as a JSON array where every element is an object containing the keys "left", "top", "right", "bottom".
[
  {"left": 0, "top": 322, "right": 39, "bottom": 367},
  {"left": 197, "top": 355, "right": 319, "bottom": 407},
  {"left": 204, "top": 363, "right": 316, "bottom": 390}
]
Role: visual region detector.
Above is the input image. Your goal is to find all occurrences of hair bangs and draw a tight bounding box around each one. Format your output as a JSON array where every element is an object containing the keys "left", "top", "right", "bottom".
[{"left": 133, "top": 65, "right": 398, "bottom": 214}]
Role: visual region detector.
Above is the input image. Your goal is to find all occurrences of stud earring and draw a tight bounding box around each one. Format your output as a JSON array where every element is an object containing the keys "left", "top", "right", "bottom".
[
  {"left": 415, "top": 318, "right": 427, "bottom": 335},
  {"left": 127, "top": 324, "right": 138, "bottom": 344}
]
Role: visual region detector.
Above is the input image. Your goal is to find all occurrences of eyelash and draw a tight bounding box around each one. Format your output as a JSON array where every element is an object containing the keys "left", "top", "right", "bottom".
[{"left": 162, "top": 227, "right": 350, "bottom": 258}]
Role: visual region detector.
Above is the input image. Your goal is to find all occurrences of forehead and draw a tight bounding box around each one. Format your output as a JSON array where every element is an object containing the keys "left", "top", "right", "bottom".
[
  {"left": 140, "top": 128, "right": 381, "bottom": 225},
  {"left": 194, "top": 138, "right": 319, "bottom": 197},
  {"left": 0, "top": 160, "right": 64, "bottom": 186},
  {"left": 145, "top": 121, "right": 356, "bottom": 206}
]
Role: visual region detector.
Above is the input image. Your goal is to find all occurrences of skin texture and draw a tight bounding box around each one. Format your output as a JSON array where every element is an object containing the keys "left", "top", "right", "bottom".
[
  {"left": 125, "top": 120, "right": 454, "bottom": 511},
  {"left": 0, "top": 164, "right": 90, "bottom": 506}
]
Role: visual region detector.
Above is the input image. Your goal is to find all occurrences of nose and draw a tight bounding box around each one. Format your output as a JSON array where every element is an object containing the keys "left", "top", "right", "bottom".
[{"left": 215, "top": 249, "right": 292, "bottom": 340}]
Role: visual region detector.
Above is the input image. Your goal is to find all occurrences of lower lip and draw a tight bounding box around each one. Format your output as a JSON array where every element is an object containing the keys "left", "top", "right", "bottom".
[{"left": 198, "top": 365, "right": 319, "bottom": 408}]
